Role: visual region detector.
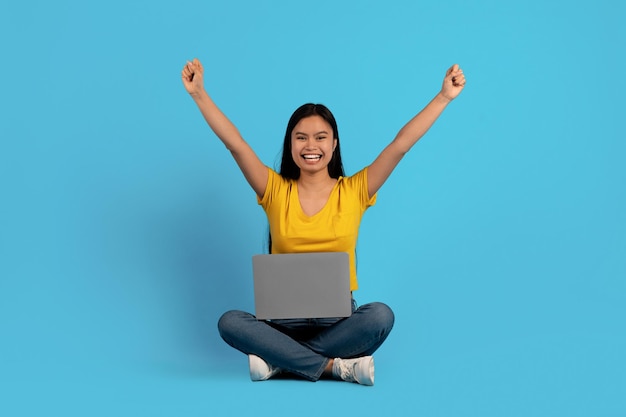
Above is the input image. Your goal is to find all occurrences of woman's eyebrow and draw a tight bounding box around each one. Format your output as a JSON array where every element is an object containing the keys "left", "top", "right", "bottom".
[{"left": 294, "top": 130, "right": 330, "bottom": 136}]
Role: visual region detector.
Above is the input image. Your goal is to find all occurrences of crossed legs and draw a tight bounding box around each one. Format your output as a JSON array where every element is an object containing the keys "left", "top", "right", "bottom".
[{"left": 218, "top": 302, "right": 395, "bottom": 381}]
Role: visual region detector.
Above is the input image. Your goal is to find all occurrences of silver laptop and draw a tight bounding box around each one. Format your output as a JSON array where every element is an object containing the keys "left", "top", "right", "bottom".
[{"left": 252, "top": 252, "right": 352, "bottom": 320}]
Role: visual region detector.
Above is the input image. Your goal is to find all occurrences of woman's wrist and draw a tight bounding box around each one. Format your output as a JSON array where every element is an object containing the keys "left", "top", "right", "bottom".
[
  {"left": 436, "top": 91, "right": 454, "bottom": 103},
  {"left": 190, "top": 88, "right": 209, "bottom": 102}
]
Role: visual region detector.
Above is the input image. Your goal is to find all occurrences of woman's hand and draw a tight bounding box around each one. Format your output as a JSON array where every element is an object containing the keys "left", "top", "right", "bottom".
[
  {"left": 181, "top": 58, "right": 205, "bottom": 97},
  {"left": 440, "top": 64, "right": 466, "bottom": 101}
]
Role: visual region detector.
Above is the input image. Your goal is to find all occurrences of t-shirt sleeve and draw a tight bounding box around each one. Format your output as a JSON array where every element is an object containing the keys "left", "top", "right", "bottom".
[
  {"left": 350, "top": 167, "right": 377, "bottom": 210},
  {"left": 257, "top": 168, "right": 280, "bottom": 209}
]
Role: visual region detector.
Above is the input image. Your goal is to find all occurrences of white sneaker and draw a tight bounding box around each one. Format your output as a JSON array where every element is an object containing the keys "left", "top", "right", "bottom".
[
  {"left": 248, "top": 354, "right": 281, "bottom": 381},
  {"left": 332, "top": 356, "right": 375, "bottom": 386}
]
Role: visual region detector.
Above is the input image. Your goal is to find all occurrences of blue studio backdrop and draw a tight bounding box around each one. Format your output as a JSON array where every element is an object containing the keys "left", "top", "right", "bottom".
[{"left": 1, "top": 0, "right": 624, "bottom": 416}]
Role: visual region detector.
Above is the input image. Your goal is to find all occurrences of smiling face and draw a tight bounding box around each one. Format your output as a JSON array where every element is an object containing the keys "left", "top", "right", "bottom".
[{"left": 290, "top": 115, "right": 337, "bottom": 176}]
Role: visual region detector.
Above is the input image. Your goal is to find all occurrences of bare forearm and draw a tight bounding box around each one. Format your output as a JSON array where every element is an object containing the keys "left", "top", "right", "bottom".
[
  {"left": 181, "top": 58, "right": 269, "bottom": 196},
  {"left": 190, "top": 89, "right": 245, "bottom": 152},
  {"left": 366, "top": 64, "right": 465, "bottom": 197},
  {"left": 392, "top": 92, "right": 451, "bottom": 154}
]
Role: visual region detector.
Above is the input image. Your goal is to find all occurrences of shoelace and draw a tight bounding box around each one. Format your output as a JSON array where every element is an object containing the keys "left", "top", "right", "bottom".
[{"left": 337, "top": 360, "right": 357, "bottom": 382}]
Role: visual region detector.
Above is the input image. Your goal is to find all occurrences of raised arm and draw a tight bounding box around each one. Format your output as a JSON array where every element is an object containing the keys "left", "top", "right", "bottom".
[
  {"left": 182, "top": 58, "right": 268, "bottom": 198},
  {"left": 366, "top": 64, "right": 466, "bottom": 198}
]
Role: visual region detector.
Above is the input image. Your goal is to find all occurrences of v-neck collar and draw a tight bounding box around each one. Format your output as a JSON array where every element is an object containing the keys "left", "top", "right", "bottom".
[{"left": 293, "top": 178, "right": 341, "bottom": 219}]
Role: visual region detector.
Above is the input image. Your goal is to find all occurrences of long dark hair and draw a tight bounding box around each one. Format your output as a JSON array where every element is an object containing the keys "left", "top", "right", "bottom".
[{"left": 268, "top": 103, "right": 345, "bottom": 252}]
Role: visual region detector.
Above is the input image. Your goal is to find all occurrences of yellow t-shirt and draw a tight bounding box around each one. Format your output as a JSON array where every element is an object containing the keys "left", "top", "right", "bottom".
[{"left": 258, "top": 167, "right": 376, "bottom": 291}]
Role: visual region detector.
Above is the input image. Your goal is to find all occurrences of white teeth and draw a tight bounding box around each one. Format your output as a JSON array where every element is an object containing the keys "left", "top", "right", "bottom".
[{"left": 303, "top": 155, "right": 322, "bottom": 160}]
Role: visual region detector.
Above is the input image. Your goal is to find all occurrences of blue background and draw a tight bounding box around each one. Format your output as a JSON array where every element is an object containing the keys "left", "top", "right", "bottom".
[{"left": 1, "top": 0, "right": 624, "bottom": 415}]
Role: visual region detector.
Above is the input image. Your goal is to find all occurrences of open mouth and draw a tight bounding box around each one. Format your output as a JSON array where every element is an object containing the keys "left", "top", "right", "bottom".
[{"left": 302, "top": 154, "right": 322, "bottom": 162}]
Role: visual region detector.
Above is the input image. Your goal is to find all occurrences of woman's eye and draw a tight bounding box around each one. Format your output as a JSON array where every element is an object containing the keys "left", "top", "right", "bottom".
[{"left": 316, "top": 136, "right": 326, "bottom": 141}]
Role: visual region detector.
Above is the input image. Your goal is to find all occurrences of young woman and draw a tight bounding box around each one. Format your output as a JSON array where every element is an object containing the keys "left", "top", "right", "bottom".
[{"left": 181, "top": 58, "right": 465, "bottom": 385}]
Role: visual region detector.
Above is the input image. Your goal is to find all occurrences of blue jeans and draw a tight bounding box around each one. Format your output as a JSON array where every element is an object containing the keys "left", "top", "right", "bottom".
[{"left": 217, "top": 301, "right": 395, "bottom": 381}]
